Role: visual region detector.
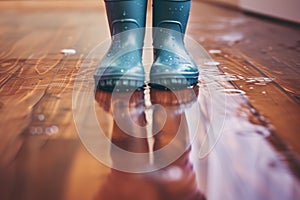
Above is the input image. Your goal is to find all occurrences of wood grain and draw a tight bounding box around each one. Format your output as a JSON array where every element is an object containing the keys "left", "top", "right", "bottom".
[
  {"left": 0, "top": 1, "right": 299, "bottom": 200},
  {"left": 188, "top": 2, "right": 300, "bottom": 154}
]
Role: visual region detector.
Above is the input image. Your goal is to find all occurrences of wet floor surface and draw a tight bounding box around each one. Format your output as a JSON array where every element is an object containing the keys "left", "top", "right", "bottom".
[{"left": 0, "top": 1, "right": 300, "bottom": 200}]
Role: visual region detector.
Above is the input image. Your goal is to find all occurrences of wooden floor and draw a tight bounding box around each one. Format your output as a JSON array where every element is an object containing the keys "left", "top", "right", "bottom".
[{"left": 0, "top": 1, "right": 299, "bottom": 200}]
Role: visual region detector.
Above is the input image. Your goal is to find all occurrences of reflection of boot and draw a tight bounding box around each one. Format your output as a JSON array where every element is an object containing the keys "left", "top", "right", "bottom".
[
  {"left": 150, "top": 87, "right": 205, "bottom": 200},
  {"left": 150, "top": 150, "right": 206, "bottom": 200},
  {"left": 95, "top": 89, "right": 149, "bottom": 172},
  {"left": 150, "top": 85, "right": 199, "bottom": 109},
  {"left": 95, "top": 90, "right": 155, "bottom": 200},
  {"left": 151, "top": 86, "right": 198, "bottom": 160},
  {"left": 111, "top": 91, "right": 148, "bottom": 154},
  {"left": 95, "top": 89, "right": 148, "bottom": 153},
  {"left": 94, "top": 0, "right": 147, "bottom": 91},
  {"left": 150, "top": 0, "right": 199, "bottom": 89},
  {"left": 95, "top": 169, "right": 158, "bottom": 200}
]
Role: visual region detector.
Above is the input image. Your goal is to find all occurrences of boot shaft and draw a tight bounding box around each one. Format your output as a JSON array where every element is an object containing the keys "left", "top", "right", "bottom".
[
  {"left": 104, "top": 0, "right": 148, "bottom": 36},
  {"left": 152, "top": 0, "right": 192, "bottom": 55},
  {"left": 152, "top": 0, "right": 191, "bottom": 34}
]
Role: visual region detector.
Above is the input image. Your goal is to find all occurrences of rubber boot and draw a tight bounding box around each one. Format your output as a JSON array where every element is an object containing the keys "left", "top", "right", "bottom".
[
  {"left": 94, "top": 0, "right": 147, "bottom": 92},
  {"left": 150, "top": 0, "right": 198, "bottom": 89}
]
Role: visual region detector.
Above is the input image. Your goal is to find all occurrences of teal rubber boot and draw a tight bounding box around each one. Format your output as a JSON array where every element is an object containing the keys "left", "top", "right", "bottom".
[
  {"left": 94, "top": 0, "right": 147, "bottom": 91},
  {"left": 150, "top": 0, "right": 199, "bottom": 89}
]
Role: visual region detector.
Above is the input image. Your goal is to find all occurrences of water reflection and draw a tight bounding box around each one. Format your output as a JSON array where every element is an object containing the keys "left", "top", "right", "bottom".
[
  {"left": 93, "top": 79, "right": 300, "bottom": 200},
  {"left": 94, "top": 86, "right": 206, "bottom": 200}
]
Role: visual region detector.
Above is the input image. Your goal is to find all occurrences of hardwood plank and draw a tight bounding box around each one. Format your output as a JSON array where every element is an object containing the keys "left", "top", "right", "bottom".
[
  {"left": 188, "top": 2, "right": 300, "bottom": 155},
  {"left": 0, "top": 1, "right": 299, "bottom": 200},
  {"left": 0, "top": 7, "right": 110, "bottom": 200},
  {"left": 0, "top": 0, "right": 102, "bottom": 10},
  {"left": 189, "top": 2, "right": 300, "bottom": 101},
  {"left": 212, "top": 49, "right": 300, "bottom": 154}
]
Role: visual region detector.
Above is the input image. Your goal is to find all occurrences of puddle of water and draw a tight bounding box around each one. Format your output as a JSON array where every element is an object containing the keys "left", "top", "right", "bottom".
[
  {"left": 93, "top": 86, "right": 205, "bottom": 199},
  {"left": 193, "top": 74, "right": 300, "bottom": 199},
  {"left": 70, "top": 27, "right": 299, "bottom": 199},
  {"left": 218, "top": 69, "right": 274, "bottom": 87},
  {"left": 88, "top": 65, "right": 300, "bottom": 199}
]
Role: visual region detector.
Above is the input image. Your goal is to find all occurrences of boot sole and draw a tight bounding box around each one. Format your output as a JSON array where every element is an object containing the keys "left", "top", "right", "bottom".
[
  {"left": 96, "top": 76, "right": 145, "bottom": 92},
  {"left": 149, "top": 77, "right": 198, "bottom": 90}
]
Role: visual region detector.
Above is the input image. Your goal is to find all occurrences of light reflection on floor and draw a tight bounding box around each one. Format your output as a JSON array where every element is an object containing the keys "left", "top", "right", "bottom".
[{"left": 92, "top": 81, "right": 300, "bottom": 200}]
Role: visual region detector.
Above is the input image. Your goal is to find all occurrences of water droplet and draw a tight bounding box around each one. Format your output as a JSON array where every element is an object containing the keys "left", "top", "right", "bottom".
[
  {"left": 38, "top": 114, "right": 45, "bottom": 121},
  {"left": 262, "top": 91, "right": 266, "bottom": 95},
  {"left": 204, "top": 61, "right": 220, "bottom": 66},
  {"left": 45, "top": 127, "right": 52, "bottom": 135},
  {"left": 245, "top": 77, "right": 273, "bottom": 84},
  {"left": 124, "top": 26, "right": 128, "bottom": 30},
  {"left": 46, "top": 125, "right": 59, "bottom": 135},
  {"left": 217, "top": 33, "right": 244, "bottom": 44},
  {"left": 237, "top": 75, "right": 244, "bottom": 80},
  {"left": 222, "top": 88, "right": 246, "bottom": 95},
  {"left": 209, "top": 49, "right": 222, "bottom": 54},
  {"left": 249, "top": 86, "right": 254, "bottom": 90},
  {"left": 255, "top": 82, "right": 266, "bottom": 86},
  {"left": 163, "top": 166, "right": 182, "bottom": 181},
  {"left": 60, "top": 49, "right": 76, "bottom": 55},
  {"left": 29, "top": 126, "right": 43, "bottom": 135},
  {"left": 262, "top": 77, "right": 274, "bottom": 82},
  {"left": 245, "top": 78, "right": 256, "bottom": 83},
  {"left": 122, "top": 10, "right": 126, "bottom": 16}
]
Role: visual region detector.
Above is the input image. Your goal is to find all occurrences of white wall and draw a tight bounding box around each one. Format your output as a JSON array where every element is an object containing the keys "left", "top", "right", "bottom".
[
  {"left": 209, "top": 0, "right": 300, "bottom": 23},
  {"left": 240, "top": 0, "right": 300, "bottom": 23}
]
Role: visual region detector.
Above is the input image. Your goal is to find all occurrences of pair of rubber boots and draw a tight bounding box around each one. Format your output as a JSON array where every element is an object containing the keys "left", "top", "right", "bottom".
[{"left": 95, "top": 0, "right": 198, "bottom": 91}]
